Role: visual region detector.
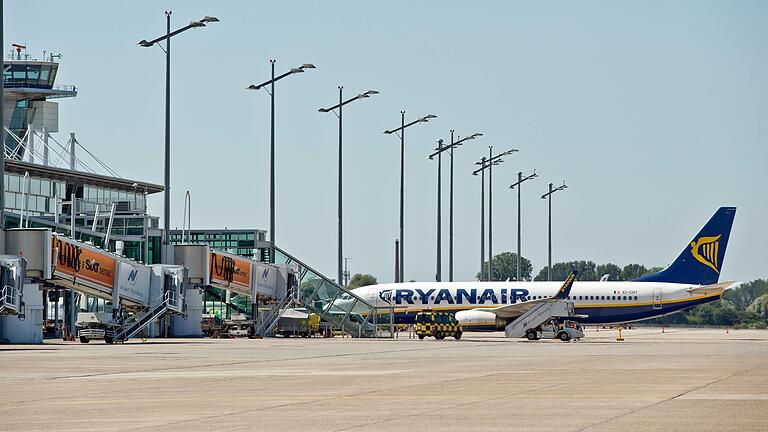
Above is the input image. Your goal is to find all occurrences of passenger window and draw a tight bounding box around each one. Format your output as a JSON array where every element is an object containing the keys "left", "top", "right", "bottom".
[
  {"left": 622, "top": 296, "right": 627, "bottom": 300},
  {"left": 612, "top": 296, "right": 616, "bottom": 300},
  {"left": 578, "top": 296, "right": 582, "bottom": 300}
]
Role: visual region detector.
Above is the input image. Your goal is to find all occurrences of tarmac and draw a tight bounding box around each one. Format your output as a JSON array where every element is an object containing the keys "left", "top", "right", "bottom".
[{"left": 1, "top": 327, "right": 767, "bottom": 431}]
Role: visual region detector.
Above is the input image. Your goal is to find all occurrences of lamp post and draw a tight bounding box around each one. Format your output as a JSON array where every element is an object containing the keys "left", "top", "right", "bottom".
[
  {"left": 319, "top": 88, "right": 378, "bottom": 285},
  {"left": 429, "top": 132, "right": 482, "bottom": 281},
  {"left": 138, "top": 12, "right": 219, "bottom": 259},
  {"left": 383, "top": 113, "right": 437, "bottom": 283},
  {"left": 473, "top": 148, "right": 517, "bottom": 281},
  {"left": 0, "top": 0, "right": 4, "bottom": 225},
  {"left": 509, "top": 170, "right": 537, "bottom": 281},
  {"left": 248, "top": 61, "right": 316, "bottom": 261},
  {"left": 541, "top": 181, "right": 568, "bottom": 281},
  {"left": 435, "top": 139, "right": 443, "bottom": 281}
]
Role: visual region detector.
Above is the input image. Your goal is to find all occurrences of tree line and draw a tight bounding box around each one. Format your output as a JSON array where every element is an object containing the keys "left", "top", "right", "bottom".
[{"left": 475, "top": 252, "right": 665, "bottom": 282}]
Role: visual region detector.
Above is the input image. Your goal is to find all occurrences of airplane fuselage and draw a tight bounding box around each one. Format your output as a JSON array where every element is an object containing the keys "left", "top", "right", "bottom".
[{"left": 348, "top": 281, "right": 722, "bottom": 330}]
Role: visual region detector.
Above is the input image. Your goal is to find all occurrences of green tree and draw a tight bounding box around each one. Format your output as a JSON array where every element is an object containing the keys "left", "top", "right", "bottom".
[
  {"left": 348, "top": 273, "right": 377, "bottom": 289},
  {"left": 620, "top": 264, "right": 648, "bottom": 280},
  {"left": 746, "top": 294, "right": 768, "bottom": 320},
  {"left": 300, "top": 278, "right": 323, "bottom": 302},
  {"left": 476, "top": 252, "right": 533, "bottom": 281},
  {"left": 534, "top": 260, "right": 597, "bottom": 281},
  {"left": 725, "top": 279, "right": 768, "bottom": 310},
  {"left": 596, "top": 263, "right": 622, "bottom": 281}
]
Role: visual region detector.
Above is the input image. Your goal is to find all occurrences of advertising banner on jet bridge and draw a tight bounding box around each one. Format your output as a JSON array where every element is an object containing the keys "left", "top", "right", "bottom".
[
  {"left": 253, "top": 262, "right": 278, "bottom": 298},
  {"left": 116, "top": 262, "right": 151, "bottom": 305},
  {"left": 209, "top": 250, "right": 252, "bottom": 294},
  {"left": 52, "top": 236, "right": 116, "bottom": 293}
]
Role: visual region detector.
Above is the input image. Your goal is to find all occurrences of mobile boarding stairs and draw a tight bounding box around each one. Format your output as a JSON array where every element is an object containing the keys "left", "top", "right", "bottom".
[{"left": 504, "top": 300, "right": 579, "bottom": 338}]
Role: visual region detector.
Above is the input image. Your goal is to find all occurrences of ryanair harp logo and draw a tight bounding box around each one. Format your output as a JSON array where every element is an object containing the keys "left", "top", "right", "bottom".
[{"left": 690, "top": 235, "right": 721, "bottom": 273}]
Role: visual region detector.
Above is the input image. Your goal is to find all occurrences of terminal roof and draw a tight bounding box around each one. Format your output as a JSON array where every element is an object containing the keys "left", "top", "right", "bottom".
[{"left": 5, "top": 159, "right": 164, "bottom": 194}]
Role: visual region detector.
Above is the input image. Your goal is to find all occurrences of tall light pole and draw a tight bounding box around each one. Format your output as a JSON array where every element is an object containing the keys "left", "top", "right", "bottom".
[
  {"left": 541, "top": 181, "right": 568, "bottom": 281},
  {"left": 509, "top": 170, "right": 537, "bottom": 281},
  {"left": 138, "top": 13, "right": 219, "bottom": 259},
  {"left": 432, "top": 139, "right": 444, "bottom": 282},
  {"left": 488, "top": 146, "right": 493, "bottom": 281},
  {"left": 383, "top": 113, "right": 437, "bottom": 282},
  {"left": 473, "top": 148, "right": 517, "bottom": 281},
  {"left": 319, "top": 88, "right": 379, "bottom": 285},
  {"left": 0, "top": 0, "right": 5, "bottom": 225},
  {"left": 248, "top": 61, "right": 316, "bottom": 261},
  {"left": 430, "top": 132, "right": 482, "bottom": 281}
]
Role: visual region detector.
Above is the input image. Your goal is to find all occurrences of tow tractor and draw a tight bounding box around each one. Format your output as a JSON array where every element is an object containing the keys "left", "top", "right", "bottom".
[
  {"left": 524, "top": 319, "right": 584, "bottom": 342},
  {"left": 76, "top": 312, "right": 119, "bottom": 344}
]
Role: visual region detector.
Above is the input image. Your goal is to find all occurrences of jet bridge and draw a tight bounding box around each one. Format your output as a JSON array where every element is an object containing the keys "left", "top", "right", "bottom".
[
  {"left": 173, "top": 244, "right": 295, "bottom": 336},
  {"left": 3, "top": 228, "right": 187, "bottom": 343},
  {"left": 174, "top": 243, "right": 393, "bottom": 338}
]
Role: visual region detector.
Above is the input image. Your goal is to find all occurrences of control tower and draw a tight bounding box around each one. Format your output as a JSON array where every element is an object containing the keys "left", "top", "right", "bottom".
[{"left": 3, "top": 44, "right": 77, "bottom": 158}]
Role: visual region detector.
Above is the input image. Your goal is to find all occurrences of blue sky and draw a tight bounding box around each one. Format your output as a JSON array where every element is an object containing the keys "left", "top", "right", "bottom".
[{"left": 7, "top": 1, "right": 767, "bottom": 282}]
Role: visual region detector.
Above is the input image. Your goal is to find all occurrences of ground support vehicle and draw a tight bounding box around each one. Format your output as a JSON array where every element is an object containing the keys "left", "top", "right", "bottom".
[
  {"left": 275, "top": 310, "right": 320, "bottom": 337},
  {"left": 204, "top": 313, "right": 255, "bottom": 338},
  {"left": 76, "top": 312, "right": 119, "bottom": 344},
  {"left": 415, "top": 311, "right": 463, "bottom": 340},
  {"left": 524, "top": 320, "right": 584, "bottom": 342}
]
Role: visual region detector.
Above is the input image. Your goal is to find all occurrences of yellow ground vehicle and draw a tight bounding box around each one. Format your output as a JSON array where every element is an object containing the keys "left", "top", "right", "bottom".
[{"left": 415, "top": 311, "right": 462, "bottom": 340}]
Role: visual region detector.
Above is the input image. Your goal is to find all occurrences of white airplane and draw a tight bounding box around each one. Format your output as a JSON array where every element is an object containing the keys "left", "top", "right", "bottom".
[{"left": 341, "top": 207, "right": 737, "bottom": 330}]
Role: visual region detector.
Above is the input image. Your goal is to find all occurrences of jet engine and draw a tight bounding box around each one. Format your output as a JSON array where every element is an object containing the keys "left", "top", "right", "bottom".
[{"left": 454, "top": 310, "right": 506, "bottom": 331}]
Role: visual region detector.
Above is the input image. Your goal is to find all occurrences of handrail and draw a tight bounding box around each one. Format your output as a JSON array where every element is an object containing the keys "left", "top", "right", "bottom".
[
  {"left": 3, "top": 82, "right": 77, "bottom": 92},
  {"left": 272, "top": 244, "right": 383, "bottom": 312}
]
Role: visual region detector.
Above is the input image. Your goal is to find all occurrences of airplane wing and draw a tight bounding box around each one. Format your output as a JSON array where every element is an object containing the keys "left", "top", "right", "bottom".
[
  {"left": 686, "top": 281, "right": 737, "bottom": 295},
  {"left": 468, "top": 271, "right": 578, "bottom": 319}
]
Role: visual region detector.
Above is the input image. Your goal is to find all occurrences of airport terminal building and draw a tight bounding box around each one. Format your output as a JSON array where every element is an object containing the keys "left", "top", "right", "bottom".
[{"left": 0, "top": 46, "right": 392, "bottom": 344}]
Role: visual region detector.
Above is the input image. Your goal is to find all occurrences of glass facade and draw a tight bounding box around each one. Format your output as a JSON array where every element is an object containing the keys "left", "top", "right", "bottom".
[
  {"left": 169, "top": 229, "right": 265, "bottom": 257},
  {"left": 2, "top": 170, "right": 161, "bottom": 264},
  {"left": 3, "top": 62, "right": 59, "bottom": 89},
  {"left": 81, "top": 184, "right": 146, "bottom": 214},
  {"left": 4, "top": 173, "right": 64, "bottom": 217}
]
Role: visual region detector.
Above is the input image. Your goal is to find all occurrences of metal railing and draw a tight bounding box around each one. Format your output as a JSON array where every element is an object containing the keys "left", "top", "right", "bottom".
[
  {"left": 270, "top": 245, "right": 393, "bottom": 338},
  {"left": 0, "top": 284, "right": 19, "bottom": 313},
  {"left": 3, "top": 82, "right": 77, "bottom": 92},
  {"left": 255, "top": 294, "right": 296, "bottom": 337}
]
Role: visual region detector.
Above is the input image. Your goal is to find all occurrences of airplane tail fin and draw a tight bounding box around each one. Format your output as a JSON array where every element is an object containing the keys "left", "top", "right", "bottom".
[
  {"left": 633, "top": 207, "right": 736, "bottom": 285},
  {"left": 553, "top": 271, "right": 577, "bottom": 299}
]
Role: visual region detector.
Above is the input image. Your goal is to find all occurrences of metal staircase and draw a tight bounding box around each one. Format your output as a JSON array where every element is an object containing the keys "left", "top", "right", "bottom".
[
  {"left": 266, "top": 244, "right": 393, "bottom": 338},
  {"left": 255, "top": 293, "right": 296, "bottom": 337},
  {"left": 504, "top": 301, "right": 577, "bottom": 338},
  {"left": 114, "top": 290, "right": 183, "bottom": 342}
]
